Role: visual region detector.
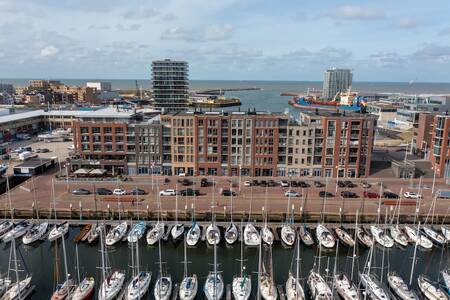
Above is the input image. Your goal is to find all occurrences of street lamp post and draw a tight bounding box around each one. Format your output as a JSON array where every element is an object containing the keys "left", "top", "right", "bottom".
[
  {"left": 431, "top": 166, "right": 439, "bottom": 195},
  {"left": 239, "top": 164, "right": 242, "bottom": 193}
]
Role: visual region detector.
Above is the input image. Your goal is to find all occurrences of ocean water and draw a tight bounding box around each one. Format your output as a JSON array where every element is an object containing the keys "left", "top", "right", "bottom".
[{"left": 2, "top": 79, "right": 450, "bottom": 112}]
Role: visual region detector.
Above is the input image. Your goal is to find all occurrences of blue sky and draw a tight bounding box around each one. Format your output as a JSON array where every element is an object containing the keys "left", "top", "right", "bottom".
[{"left": 1, "top": 0, "right": 450, "bottom": 82}]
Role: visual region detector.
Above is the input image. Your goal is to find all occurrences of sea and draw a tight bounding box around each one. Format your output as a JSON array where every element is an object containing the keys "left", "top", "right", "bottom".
[
  {"left": 0, "top": 226, "right": 448, "bottom": 299},
  {"left": 2, "top": 79, "right": 450, "bottom": 112}
]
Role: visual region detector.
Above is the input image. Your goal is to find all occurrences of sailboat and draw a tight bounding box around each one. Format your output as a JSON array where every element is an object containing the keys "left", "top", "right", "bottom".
[
  {"left": 126, "top": 236, "right": 152, "bottom": 300},
  {"left": 48, "top": 222, "right": 69, "bottom": 242},
  {"left": 298, "top": 225, "right": 314, "bottom": 246},
  {"left": 286, "top": 233, "right": 304, "bottom": 300},
  {"left": 224, "top": 185, "right": 238, "bottom": 245},
  {"left": 147, "top": 193, "right": 165, "bottom": 245},
  {"left": 261, "top": 187, "right": 274, "bottom": 246},
  {"left": 87, "top": 223, "right": 103, "bottom": 244},
  {"left": 170, "top": 185, "right": 184, "bottom": 241},
  {"left": 206, "top": 181, "right": 220, "bottom": 246},
  {"left": 127, "top": 221, "right": 146, "bottom": 244},
  {"left": 105, "top": 221, "right": 128, "bottom": 246},
  {"left": 232, "top": 224, "right": 251, "bottom": 300},
  {"left": 187, "top": 194, "right": 201, "bottom": 246},
  {"left": 334, "top": 274, "right": 359, "bottom": 300},
  {"left": 315, "top": 224, "right": 335, "bottom": 249},
  {"left": 281, "top": 191, "right": 296, "bottom": 247},
  {"left": 204, "top": 241, "right": 224, "bottom": 300},
  {"left": 387, "top": 271, "right": 419, "bottom": 300},
  {"left": 370, "top": 225, "right": 394, "bottom": 248},
  {"left": 334, "top": 227, "right": 355, "bottom": 247},
  {"left": 307, "top": 270, "right": 332, "bottom": 300},
  {"left": 404, "top": 225, "right": 433, "bottom": 249},
  {"left": 154, "top": 239, "right": 172, "bottom": 300},
  {"left": 358, "top": 244, "right": 390, "bottom": 300},
  {"left": 441, "top": 225, "right": 450, "bottom": 242},
  {"left": 440, "top": 270, "right": 449, "bottom": 295},
  {"left": 22, "top": 221, "right": 48, "bottom": 245},
  {"left": 179, "top": 233, "right": 198, "bottom": 300},
  {"left": 417, "top": 275, "right": 447, "bottom": 300},
  {"left": 0, "top": 220, "right": 13, "bottom": 237},
  {"left": 98, "top": 225, "right": 126, "bottom": 300},
  {"left": 244, "top": 223, "right": 260, "bottom": 246},
  {"left": 71, "top": 244, "right": 95, "bottom": 300},
  {"left": 259, "top": 244, "right": 277, "bottom": 300},
  {"left": 422, "top": 226, "right": 446, "bottom": 246},
  {"left": 2, "top": 220, "right": 31, "bottom": 243},
  {"left": 1, "top": 238, "right": 33, "bottom": 300},
  {"left": 356, "top": 226, "right": 373, "bottom": 248},
  {"left": 51, "top": 235, "right": 75, "bottom": 300},
  {"left": 389, "top": 189, "right": 409, "bottom": 247}
]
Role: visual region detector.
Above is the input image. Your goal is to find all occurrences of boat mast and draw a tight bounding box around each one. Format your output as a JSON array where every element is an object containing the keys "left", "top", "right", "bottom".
[
  {"left": 230, "top": 182, "right": 233, "bottom": 224},
  {"left": 75, "top": 243, "right": 80, "bottom": 284},
  {"left": 175, "top": 183, "right": 178, "bottom": 225},
  {"left": 409, "top": 221, "right": 420, "bottom": 286},
  {"left": 351, "top": 209, "right": 358, "bottom": 282},
  {"left": 158, "top": 238, "right": 163, "bottom": 278},
  {"left": 332, "top": 239, "right": 339, "bottom": 296},
  {"left": 240, "top": 222, "right": 244, "bottom": 277},
  {"left": 61, "top": 235, "right": 69, "bottom": 286},
  {"left": 12, "top": 238, "right": 22, "bottom": 300},
  {"left": 295, "top": 231, "right": 300, "bottom": 296},
  {"left": 257, "top": 240, "right": 262, "bottom": 300},
  {"left": 183, "top": 232, "right": 188, "bottom": 278},
  {"left": 130, "top": 222, "right": 135, "bottom": 277},
  {"left": 213, "top": 240, "right": 217, "bottom": 297},
  {"left": 136, "top": 232, "right": 140, "bottom": 275},
  {"left": 397, "top": 189, "right": 403, "bottom": 226},
  {"left": 376, "top": 183, "right": 383, "bottom": 225},
  {"left": 100, "top": 226, "right": 106, "bottom": 283}
]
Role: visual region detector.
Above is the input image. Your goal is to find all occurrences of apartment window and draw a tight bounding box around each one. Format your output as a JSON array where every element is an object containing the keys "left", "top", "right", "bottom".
[
  {"left": 81, "top": 144, "right": 89, "bottom": 151},
  {"left": 105, "top": 145, "right": 112, "bottom": 152},
  {"left": 81, "top": 136, "right": 89, "bottom": 142},
  {"left": 80, "top": 127, "right": 89, "bottom": 134},
  {"left": 93, "top": 136, "right": 101, "bottom": 143},
  {"left": 104, "top": 136, "right": 112, "bottom": 143},
  {"left": 103, "top": 127, "right": 112, "bottom": 134},
  {"left": 115, "top": 127, "right": 124, "bottom": 134},
  {"left": 92, "top": 127, "right": 100, "bottom": 134},
  {"left": 93, "top": 144, "right": 101, "bottom": 152},
  {"left": 117, "top": 144, "right": 124, "bottom": 151}
]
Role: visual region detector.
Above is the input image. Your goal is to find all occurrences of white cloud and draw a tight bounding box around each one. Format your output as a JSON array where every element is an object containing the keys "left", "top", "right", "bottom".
[
  {"left": 123, "top": 7, "right": 159, "bottom": 19},
  {"left": 116, "top": 24, "right": 141, "bottom": 31},
  {"left": 396, "top": 18, "right": 417, "bottom": 29},
  {"left": 88, "top": 24, "right": 110, "bottom": 30},
  {"left": 204, "top": 24, "right": 233, "bottom": 41},
  {"left": 40, "top": 45, "right": 59, "bottom": 57},
  {"left": 330, "top": 5, "right": 385, "bottom": 20},
  {"left": 161, "top": 24, "right": 233, "bottom": 42}
]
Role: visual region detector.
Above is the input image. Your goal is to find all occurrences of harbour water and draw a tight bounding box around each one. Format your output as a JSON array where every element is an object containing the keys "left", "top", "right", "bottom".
[{"left": 0, "top": 225, "right": 448, "bottom": 299}]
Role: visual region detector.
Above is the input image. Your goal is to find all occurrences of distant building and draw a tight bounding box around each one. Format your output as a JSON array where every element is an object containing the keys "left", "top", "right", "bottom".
[
  {"left": 322, "top": 68, "right": 352, "bottom": 99},
  {"left": 152, "top": 59, "right": 189, "bottom": 111},
  {"left": 429, "top": 114, "right": 450, "bottom": 178},
  {"left": 86, "top": 82, "right": 112, "bottom": 91},
  {"left": 413, "top": 112, "right": 435, "bottom": 157},
  {"left": 29, "top": 80, "right": 61, "bottom": 90},
  {"left": 366, "top": 102, "right": 397, "bottom": 129},
  {"left": 0, "top": 83, "right": 14, "bottom": 95}
]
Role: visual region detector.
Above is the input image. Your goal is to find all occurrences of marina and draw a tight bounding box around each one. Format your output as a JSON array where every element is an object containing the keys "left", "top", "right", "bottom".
[{"left": 0, "top": 220, "right": 448, "bottom": 299}]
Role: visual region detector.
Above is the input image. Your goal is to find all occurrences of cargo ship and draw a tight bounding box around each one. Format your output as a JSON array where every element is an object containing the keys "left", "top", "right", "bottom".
[{"left": 288, "top": 91, "right": 366, "bottom": 112}]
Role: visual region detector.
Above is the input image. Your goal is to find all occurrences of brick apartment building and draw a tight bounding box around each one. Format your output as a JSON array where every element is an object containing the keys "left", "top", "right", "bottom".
[
  {"left": 429, "top": 114, "right": 450, "bottom": 178},
  {"left": 70, "top": 108, "right": 376, "bottom": 178}
]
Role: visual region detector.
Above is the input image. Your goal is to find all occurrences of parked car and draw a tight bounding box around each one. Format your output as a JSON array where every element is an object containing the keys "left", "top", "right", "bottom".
[
  {"left": 244, "top": 180, "right": 252, "bottom": 187},
  {"left": 319, "top": 191, "right": 334, "bottom": 198},
  {"left": 280, "top": 180, "right": 289, "bottom": 187},
  {"left": 267, "top": 180, "right": 277, "bottom": 187},
  {"left": 180, "top": 189, "right": 200, "bottom": 196},
  {"left": 361, "top": 181, "right": 371, "bottom": 189},
  {"left": 35, "top": 148, "right": 50, "bottom": 153},
  {"left": 180, "top": 179, "right": 192, "bottom": 186},
  {"left": 113, "top": 188, "right": 127, "bottom": 195},
  {"left": 67, "top": 144, "right": 75, "bottom": 150},
  {"left": 297, "top": 181, "right": 310, "bottom": 188},
  {"left": 260, "top": 180, "right": 267, "bottom": 187},
  {"left": 160, "top": 189, "right": 177, "bottom": 196},
  {"left": 129, "top": 188, "right": 146, "bottom": 195},
  {"left": 337, "top": 181, "right": 346, "bottom": 188},
  {"left": 252, "top": 180, "right": 259, "bottom": 186},
  {"left": 95, "top": 188, "right": 112, "bottom": 195},
  {"left": 200, "top": 178, "right": 209, "bottom": 187},
  {"left": 221, "top": 189, "right": 237, "bottom": 196},
  {"left": 403, "top": 192, "right": 421, "bottom": 199},
  {"left": 341, "top": 191, "right": 358, "bottom": 198},
  {"left": 72, "top": 188, "right": 91, "bottom": 195},
  {"left": 178, "top": 172, "right": 186, "bottom": 177},
  {"left": 343, "top": 181, "right": 356, "bottom": 188},
  {"left": 363, "top": 191, "right": 379, "bottom": 198},
  {"left": 290, "top": 181, "right": 298, "bottom": 187},
  {"left": 314, "top": 181, "right": 325, "bottom": 188},
  {"left": 284, "top": 190, "right": 300, "bottom": 197},
  {"left": 383, "top": 191, "right": 399, "bottom": 199}
]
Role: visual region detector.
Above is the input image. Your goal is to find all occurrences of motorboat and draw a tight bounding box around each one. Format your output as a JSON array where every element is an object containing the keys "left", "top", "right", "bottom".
[
  {"left": 48, "top": 222, "right": 69, "bottom": 242},
  {"left": 422, "top": 226, "right": 446, "bottom": 246},
  {"left": 281, "top": 224, "right": 296, "bottom": 247},
  {"left": 146, "top": 222, "right": 165, "bottom": 246},
  {"left": 387, "top": 271, "right": 419, "bottom": 300},
  {"left": 370, "top": 225, "right": 394, "bottom": 248},
  {"left": 357, "top": 226, "right": 373, "bottom": 248},
  {"left": 359, "top": 273, "right": 390, "bottom": 300},
  {"left": 154, "top": 276, "right": 172, "bottom": 300},
  {"left": 315, "top": 224, "right": 335, "bottom": 249},
  {"left": 98, "top": 270, "right": 126, "bottom": 300},
  {"left": 127, "top": 222, "right": 146, "bottom": 243},
  {"left": 0, "top": 220, "right": 13, "bottom": 237},
  {"left": 334, "top": 273, "right": 360, "bottom": 300},
  {"left": 204, "top": 273, "right": 224, "bottom": 300},
  {"left": 307, "top": 270, "right": 332, "bottom": 300},
  {"left": 389, "top": 225, "right": 409, "bottom": 247},
  {"left": 260, "top": 272, "right": 278, "bottom": 300},
  {"left": 417, "top": 275, "right": 447, "bottom": 300},
  {"left": 404, "top": 225, "right": 433, "bottom": 249},
  {"left": 261, "top": 226, "right": 274, "bottom": 245},
  {"left": 299, "top": 225, "right": 314, "bottom": 246},
  {"left": 126, "top": 271, "right": 152, "bottom": 300},
  {"left": 71, "top": 277, "right": 95, "bottom": 300},
  {"left": 286, "top": 272, "right": 304, "bottom": 300},
  {"left": 105, "top": 222, "right": 128, "bottom": 246},
  {"left": 224, "top": 222, "right": 238, "bottom": 245},
  {"left": 244, "top": 223, "right": 261, "bottom": 246},
  {"left": 186, "top": 223, "right": 201, "bottom": 246},
  {"left": 170, "top": 223, "right": 184, "bottom": 241},
  {"left": 441, "top": 225, "right": 450, "bottom": 242},
  {"left": 205, "top": 223, "right": 221, "bottom": 245},
  {"left": 334, "top": 227, "right": 355, "bottom": 247},
  {"left": 2, "top": 220, "right": 31, "bottom": 243},
  {"left": 1, "top": 276, "right": 32, "bottom": 300},
  {"left": 87, "top": 223, "right": 103, "bottom": 244},
  {"left": 51, "top": 278, "right": 75, "bottom": 300},
  {"left": 22, "top": 221, "right": 48, "bottom": 245},
  {"left": 179, "top": 274, "right": 198, "bottom": 300}
]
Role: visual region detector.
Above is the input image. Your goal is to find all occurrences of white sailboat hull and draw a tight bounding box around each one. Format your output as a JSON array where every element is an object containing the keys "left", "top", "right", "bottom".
[
  {"left": 146, "top": 223, "right": 164, "bottom": 245},
  {"left": 286, "top": 274, "right": 304, "bottom": 300},
  {"left": 105, "top": 222, "right": 128, "bottom": 246},
  {"left": 244, "top": 224, "right": 261, "bottom": 246},
  {"left": 179, "top": 275, "right": 198, "bottom": 300},
  {"left": 48, "top": 223, "right": 69, "bottom": 242},
  {"left": 261, "top": 226, "right": 274, "bottom": 245},
  {"left": 126, "top": 271, "right": 151, "bottom": 300},
  {"left": 224, "top": 223, "right": 238, "bottom": 245},
  {"left": 232, "top": 276, "right": 251, "bottom": 300},
  {"left": 154, "top": 276, "right": 172, "bottom": 300},
  {"left": 315, "top": 224, "right": 335, "bottom": 248},
  {"left": 170, "top": 224, "right": 184, "bottom": 241},
  {"left": 370, "top": 226, "right": 394, "bottom": 248},
  {"left": 206, "top": 224, "right": 221, "bottom": 245},
  {"left": 204, "top": 274, "right": 224, "bottom": 300},
  {"left": 281, "top": 225, "right": 296, "bottom": 247},
  {"left": 389, "top": 226, "right": 409, "bottom": 247},
  {"left": 22, "top": 221, "right": 48, "bottom": 245},
  {"left": 186, "top": 224, "right": 201, "bottom": 246},
  {"left": 98, "top": 271, "right": 125, "bottom": 300}
]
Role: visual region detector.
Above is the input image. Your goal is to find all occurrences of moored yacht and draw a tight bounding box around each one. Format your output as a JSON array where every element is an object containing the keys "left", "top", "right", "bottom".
[
  {"left": 334, "top": 227, "right": 355, "bottom": 247},
  {"left": 389, "top": 225, "right": 409, "bottom": 247},
  {"left": 315, "top": 224, "right": 335, "bottom": 249},
  {"left": 308, "top": 270, "right": 332, "bottom": 300},
  {"left": 48, "top": 222, "right": 69, "bottom": 242},
  {"left": 23, "top": 221, "right": 48, "bottom": 245},
  {"left": 404, "top": 225, "right": 433, "bottom": 249},
  {"left": 186, "top": 222, "right": 201, "bottom": 246},
  {"left": 417, "top": 275, "right": 447, "bottom": 300},
  {"left": 127, "top": 221, "right": 146, "bottom": 244},
  {"left": 357, "top": 226, "right": 373, "bottom": 248},
  {"left": 387, "top": 271, "right": 419, "bottom": 300},
  {"left": 370, "top": 225, "right": 394, "bottom": 248},
  {"left": 334, "top": 274, "right": 360, "bottom": 300},
  {"left": 244, "top": 223, "right": 260, "bottom": 246},
  {"left": 146, "top": 222, "right": 164, "bottom": 246},
  {"left": 105, "top": 221, "right": 127, "bottom": 246},
  {"left": 299, "top": 225, "right": 314, "bottom": 246}
]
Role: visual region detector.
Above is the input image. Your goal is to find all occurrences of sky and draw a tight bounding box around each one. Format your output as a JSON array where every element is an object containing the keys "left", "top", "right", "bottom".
[{"left": 1, "top": 0, "right": 450, "bottom": 82}]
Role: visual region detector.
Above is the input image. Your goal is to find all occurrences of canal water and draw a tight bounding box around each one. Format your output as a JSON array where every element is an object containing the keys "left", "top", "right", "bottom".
[{"left": 0, "top": 226, "right": 448, "bottom": 299}]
